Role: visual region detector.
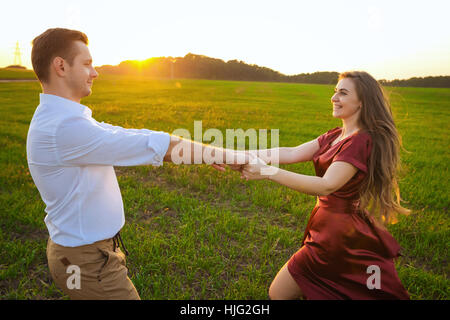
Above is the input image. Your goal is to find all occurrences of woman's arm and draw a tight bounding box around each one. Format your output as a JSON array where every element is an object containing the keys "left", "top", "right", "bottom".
[
  {"left": 253, "top": 138, "right": 320, "bottom": 165},
  {"left": 242, "top": 160, "right": 358, "bottom": 196}
]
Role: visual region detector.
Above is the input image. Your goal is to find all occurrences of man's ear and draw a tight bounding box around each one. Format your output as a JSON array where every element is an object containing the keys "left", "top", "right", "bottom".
[{"left": 52, "top": 57, "right": 66, "bottom": 78}]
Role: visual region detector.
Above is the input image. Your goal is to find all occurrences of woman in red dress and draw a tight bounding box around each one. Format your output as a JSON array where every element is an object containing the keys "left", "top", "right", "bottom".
[{"left": 241, "top": 71, "right": 411, "bottom": 300}]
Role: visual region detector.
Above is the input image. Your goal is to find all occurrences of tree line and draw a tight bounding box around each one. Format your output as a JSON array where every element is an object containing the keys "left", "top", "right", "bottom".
[
  {"left": 96, "top": 53, "right": 339, "bottom": 84},
  {"left": 379, "top": 76, "right": 450, "bottom": 88},
  {"left": 96, "top": 53, "right": 450, "bottom": 88}
]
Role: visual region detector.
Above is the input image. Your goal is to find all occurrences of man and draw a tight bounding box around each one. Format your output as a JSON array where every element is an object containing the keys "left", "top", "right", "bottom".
[{"left": 27, "top": 28, "right": 249, "bottom": 300}]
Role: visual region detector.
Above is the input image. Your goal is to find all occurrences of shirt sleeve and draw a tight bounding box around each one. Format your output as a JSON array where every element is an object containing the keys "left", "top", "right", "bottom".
[
  {"left": 96, "top": 120, "right": 155, "bottom": 135},
  {"left": 332, "top": 133, "right": 372, "bottom": 173},
  {"left": 55, "top": 116, "right": 171, "bottom": 166}
]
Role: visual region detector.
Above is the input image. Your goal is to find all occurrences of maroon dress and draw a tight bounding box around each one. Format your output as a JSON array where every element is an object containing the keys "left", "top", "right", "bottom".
[{"left": 287, "top": 127, "right": 409, "bottom": 300}]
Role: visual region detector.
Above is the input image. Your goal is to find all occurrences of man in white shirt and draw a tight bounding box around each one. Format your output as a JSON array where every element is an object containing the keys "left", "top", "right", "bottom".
[{"left": 27, "top": 28, "right": 249, "bottom": 300}]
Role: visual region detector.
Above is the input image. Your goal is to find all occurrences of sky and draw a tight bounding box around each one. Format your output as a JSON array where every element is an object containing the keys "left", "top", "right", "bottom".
[{"left": 1, "top": 0, "right": 449, "bottom": 80}]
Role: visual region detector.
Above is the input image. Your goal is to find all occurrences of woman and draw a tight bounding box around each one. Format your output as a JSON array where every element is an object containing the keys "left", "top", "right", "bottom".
[{"left": 241, "top": 71, "right": 410, "bottom": 300}]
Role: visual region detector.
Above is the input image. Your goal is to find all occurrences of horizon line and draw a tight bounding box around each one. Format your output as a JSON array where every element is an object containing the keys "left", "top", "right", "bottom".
[{"left": 2, "top": 51, "right": 450, "bottom": 82}]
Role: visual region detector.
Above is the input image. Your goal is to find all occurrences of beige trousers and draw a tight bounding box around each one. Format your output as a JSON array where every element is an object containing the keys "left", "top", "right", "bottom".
[{"left": 46, "top": 237, "right": 140, "bottom": 300}]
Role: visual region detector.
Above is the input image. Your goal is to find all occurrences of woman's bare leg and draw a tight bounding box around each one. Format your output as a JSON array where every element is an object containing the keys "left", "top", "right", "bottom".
[{"left": 269, "top": 262, "right": 304, "bottom": 300}]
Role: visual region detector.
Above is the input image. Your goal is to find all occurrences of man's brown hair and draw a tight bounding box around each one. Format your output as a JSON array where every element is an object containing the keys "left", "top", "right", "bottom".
[{"left": 31, "top": 28, "right": 88, "bottom": 83}]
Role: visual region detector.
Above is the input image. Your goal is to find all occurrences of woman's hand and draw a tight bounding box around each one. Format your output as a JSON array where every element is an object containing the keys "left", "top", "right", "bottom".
[{"left": 241, "top": 157, "right": 271, "bottom": 180}]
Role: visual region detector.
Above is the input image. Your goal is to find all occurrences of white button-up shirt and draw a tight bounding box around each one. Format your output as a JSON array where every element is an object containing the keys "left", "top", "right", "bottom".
[{"left": 26, "top": 94, "right": 170, "bottom": 247}]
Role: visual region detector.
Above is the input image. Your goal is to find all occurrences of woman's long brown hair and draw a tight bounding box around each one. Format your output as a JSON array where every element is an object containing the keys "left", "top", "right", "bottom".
[{"left": 339, "top": 71, "right": 411, "bottom": 225}]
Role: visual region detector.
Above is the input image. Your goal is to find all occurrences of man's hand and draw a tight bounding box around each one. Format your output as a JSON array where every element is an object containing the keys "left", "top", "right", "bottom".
[
  {"left": 210, "top": 163, "right": 227, "bottom": 172},
  {"left": 209, "top": 151, "right": 256, "bottom": 173}
]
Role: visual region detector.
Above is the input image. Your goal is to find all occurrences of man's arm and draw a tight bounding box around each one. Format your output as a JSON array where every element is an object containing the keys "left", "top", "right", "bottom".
[
  {"left": 56, "top": 117, "right": 251, "bottom": 168},
  {"left": 96, "top": 120, "right": 154, "bottom": 135},
  {"left": 163, "top": 135, "right": 250, "bottom": 165},
  {"left": 56, "top": 116, "right": 169, "bottom": 167}
]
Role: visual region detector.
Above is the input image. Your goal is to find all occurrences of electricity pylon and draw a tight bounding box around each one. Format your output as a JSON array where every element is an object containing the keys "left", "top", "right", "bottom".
[{"left": 14, "top": 41, "right": 22, "bottom": 66}]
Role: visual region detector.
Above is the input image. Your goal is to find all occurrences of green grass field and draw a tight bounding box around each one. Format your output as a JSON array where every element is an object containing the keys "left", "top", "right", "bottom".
[
  {"left": 0, "top": 67, "right": 37, "bottom": 80},
  {"left": 0, "top": 73, "right": 448, "bottom": 299}
]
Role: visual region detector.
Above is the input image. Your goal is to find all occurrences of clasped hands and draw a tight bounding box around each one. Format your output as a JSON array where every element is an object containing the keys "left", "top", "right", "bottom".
[{"left": 211, "top": 151, "right": 276, "bottom": 180}]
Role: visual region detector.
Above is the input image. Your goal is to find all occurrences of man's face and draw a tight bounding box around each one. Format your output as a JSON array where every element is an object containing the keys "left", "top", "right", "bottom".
[{"left": 64, "top": 41, "right": 98, "bottom": 100}]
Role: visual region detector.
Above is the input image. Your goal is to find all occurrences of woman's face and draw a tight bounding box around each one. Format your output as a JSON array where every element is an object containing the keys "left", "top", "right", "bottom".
[{"left": 331, "top": 78, "right": 362, "bottom": 119}]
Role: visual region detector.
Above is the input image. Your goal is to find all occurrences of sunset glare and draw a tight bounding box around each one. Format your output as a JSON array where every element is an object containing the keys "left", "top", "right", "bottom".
[{"left": 1, "top": 0, "right": 449, "bottom": 80}]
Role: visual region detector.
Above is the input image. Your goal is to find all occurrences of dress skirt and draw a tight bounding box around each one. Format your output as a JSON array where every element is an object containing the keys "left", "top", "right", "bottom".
[{"left": 287, "top": 195, "right": 410, "bottom": 300}]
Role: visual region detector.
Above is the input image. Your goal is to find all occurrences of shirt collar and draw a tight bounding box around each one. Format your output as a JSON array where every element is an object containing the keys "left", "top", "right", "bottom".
[{"left": 39, "top": 93, "right": 91, "bottom": 116}]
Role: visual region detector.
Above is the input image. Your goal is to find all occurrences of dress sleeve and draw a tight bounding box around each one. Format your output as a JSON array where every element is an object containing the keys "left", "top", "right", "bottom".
[
  {"left": 317, "top": 127, "right": 340, "bottom": 148},
  {"left": 332, "top": 133, "right": 372, "bottom": 173}
]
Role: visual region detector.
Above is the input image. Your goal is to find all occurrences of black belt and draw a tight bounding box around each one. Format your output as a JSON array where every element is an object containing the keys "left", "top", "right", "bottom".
[{"left": 113, "top": 231, "right": 129, "bottom": 256}]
